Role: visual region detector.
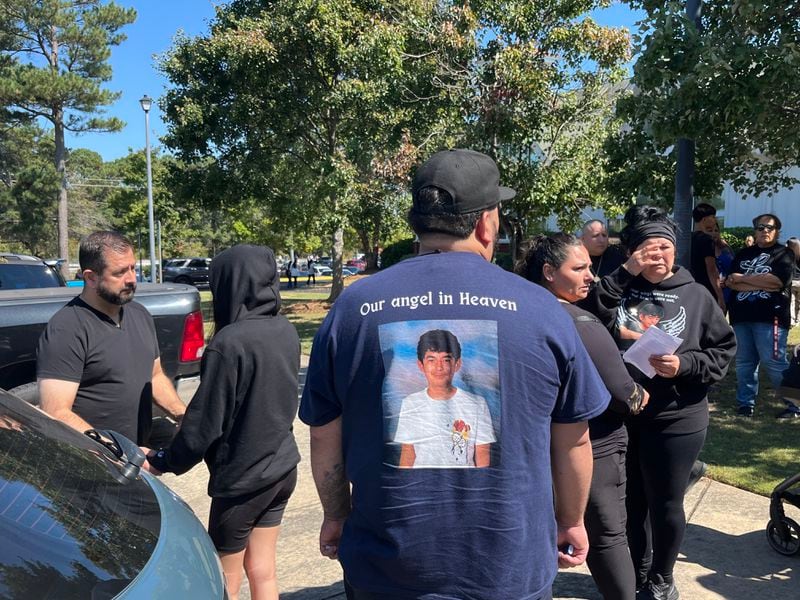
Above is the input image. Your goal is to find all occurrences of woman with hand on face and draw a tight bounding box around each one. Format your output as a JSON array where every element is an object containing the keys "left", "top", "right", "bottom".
[
  {"left": 585, "top": 206, "right": 736, "bottom": 600},
  {"left": 520, "top": 233, "right": 648, "bottom": 600}
]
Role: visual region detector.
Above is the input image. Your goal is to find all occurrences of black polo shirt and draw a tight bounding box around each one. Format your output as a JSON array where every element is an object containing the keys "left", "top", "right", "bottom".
[{"left": 37, "top": 297, "right": 159, "bottom": 444}]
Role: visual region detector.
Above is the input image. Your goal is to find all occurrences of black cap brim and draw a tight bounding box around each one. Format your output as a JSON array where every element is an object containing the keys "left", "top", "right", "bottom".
[{"left": 499, "top": 186, "right": 516, "bottom": 202}]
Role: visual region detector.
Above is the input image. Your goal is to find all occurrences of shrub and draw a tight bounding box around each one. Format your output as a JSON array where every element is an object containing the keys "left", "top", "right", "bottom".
[
  {"left": 494, "top": 252, "right": 514, "bottom": 272},
  {"left": 380, "top": 238, "right": 416, "bottom": 269},
  {"left": 722, "top": 227, "right": 753, "bottom": 253}
]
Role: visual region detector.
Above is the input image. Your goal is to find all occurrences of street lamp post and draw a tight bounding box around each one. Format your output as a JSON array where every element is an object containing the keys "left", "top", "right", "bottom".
[{"left": 139, "top": 94, "right": 157, "bottom": 283}]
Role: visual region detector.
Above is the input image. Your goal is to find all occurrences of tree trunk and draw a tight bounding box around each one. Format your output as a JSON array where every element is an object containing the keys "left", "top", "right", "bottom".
[
  {"left": 674, "top": 138, "right": 694, "bottom": 267},
  {"left": 54, "top": 115, "right": 69, "bottom": 279},
  {"left": 366, "top": 213, "right": 381, "bottom": 270},
  {"left": 328, "top": 226, "right": 345, "bottom": 302}
]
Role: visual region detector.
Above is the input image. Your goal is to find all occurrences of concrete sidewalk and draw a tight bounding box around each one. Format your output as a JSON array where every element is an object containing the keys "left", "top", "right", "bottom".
[{"left": 161, "top": 367, "right": 799, "bottom": 599}]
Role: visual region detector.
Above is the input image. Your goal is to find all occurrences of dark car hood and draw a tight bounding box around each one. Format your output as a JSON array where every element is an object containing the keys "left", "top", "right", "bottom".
[{"left": 210, "top": 245, "right": 281, "bottom": 329}]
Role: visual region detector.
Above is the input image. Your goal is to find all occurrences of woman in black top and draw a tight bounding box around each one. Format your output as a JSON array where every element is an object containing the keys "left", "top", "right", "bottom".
[
  {"left": 148, "top": 245, "right": 301, "bottom": 600},
  {"left": 520, "top": 233, "right": 648, "bottom": 600},
  {"left": 586, "top": 206, "right": 736, "bottom": 600}
]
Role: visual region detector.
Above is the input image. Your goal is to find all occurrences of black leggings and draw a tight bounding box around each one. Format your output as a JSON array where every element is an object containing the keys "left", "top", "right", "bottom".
[
  {"left": 585, "top": 448, "right": 635, "bottom": 600},
  {"left": 626, "top": 426, "right": 706, "bottom": 586}
]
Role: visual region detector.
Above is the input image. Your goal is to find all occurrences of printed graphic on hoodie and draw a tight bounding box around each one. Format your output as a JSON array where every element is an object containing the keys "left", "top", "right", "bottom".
[
  {"left": 736, "top": 253, "right": 774, "bottom": 302},
  {"left": 616, "top": 290, "right": 687, "bottom": 342},
  {"left": 379, "top": 320, "right": 499, "bottom": 469}
]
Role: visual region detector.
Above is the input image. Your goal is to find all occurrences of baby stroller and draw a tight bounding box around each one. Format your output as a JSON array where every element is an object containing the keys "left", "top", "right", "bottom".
[
  {"left": 766, "top": 471, "right": 800, "bottom": 555},
  {"left": 767, "top": 346, "right": 800, "bottom": 555}
]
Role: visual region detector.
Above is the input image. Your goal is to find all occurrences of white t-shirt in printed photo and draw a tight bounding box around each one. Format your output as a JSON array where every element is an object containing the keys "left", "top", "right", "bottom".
[{"left": 394, "top": 388, "right": 496, "bottom": 467}]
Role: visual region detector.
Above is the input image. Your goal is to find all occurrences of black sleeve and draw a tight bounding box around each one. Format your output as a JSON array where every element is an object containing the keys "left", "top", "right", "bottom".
[
  {"left": 574, "top": 317, "right": 642, "bottom": 415},
  {"left": 677, "top": 298, "right": 737, "bottom": 384},
  {"left": 149, "top": 347, "right": 235, "bottom": 475},
  {"left": 36, "top": 318, "right": 86, "bottom": 382},
  {"left": 772, "top": 247, "right": 795, "bottom": 288},
  {"left": 697, "top": 233, "right": 715, "bottom": 259},
  {"left": 584, "top": 266, "right": 635, "bottom": 335}
]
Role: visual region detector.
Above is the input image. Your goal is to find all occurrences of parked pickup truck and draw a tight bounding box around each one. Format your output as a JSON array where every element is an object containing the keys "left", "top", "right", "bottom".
[{"left": 0, "top": 283, "right": 205, "bottom": 407}]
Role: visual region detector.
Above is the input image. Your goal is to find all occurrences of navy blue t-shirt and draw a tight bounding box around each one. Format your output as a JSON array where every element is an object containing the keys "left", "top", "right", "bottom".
[{"left": 300, "top": 251, "right": 609, "bottom": 599}]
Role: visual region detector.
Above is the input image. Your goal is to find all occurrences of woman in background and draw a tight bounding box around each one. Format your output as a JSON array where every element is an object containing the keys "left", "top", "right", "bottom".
[
  {"left": 520, "top": 233, "right": 648, "bottom": 600},
  {"left": 706, "top": 220, "right": 735, "bottom": 309},
  {"left": 586, "top": 206, "right": 736, "bottom": 600}
]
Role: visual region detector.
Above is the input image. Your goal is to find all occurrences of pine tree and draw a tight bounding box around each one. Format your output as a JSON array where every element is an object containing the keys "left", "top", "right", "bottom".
[{"left": 0, "top": 0, "right": 135, "bottom": 275}]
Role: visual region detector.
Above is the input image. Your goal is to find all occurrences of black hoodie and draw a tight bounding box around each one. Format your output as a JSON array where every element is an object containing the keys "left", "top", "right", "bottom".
[
  {"left": 150, "top": 245, "right": 301, "bottom": 497},
  {"left": 587, "top": 265, "right": 736, "bottom": 434}
]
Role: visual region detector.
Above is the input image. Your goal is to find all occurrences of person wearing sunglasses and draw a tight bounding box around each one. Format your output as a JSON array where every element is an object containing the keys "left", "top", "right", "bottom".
[{"left": 724, "top": 214, "right": 797, "bottom": 418}]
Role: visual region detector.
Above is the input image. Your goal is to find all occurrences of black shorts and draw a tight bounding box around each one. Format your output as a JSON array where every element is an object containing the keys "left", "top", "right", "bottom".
[{"left": 208, "top": 468, "right": 297, "bottom": 554}]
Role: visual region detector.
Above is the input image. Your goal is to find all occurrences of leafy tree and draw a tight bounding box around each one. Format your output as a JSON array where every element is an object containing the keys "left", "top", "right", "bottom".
[
  {"left": 160, "top": 0, "right": 469, "bottom": 300},
  {"left": 457, "top": 1, "right": 631, "bottom": 254},
  {"left": 0, "top": 121, "right": 59, "bottom": 256},
  {"left": 161, "top": 1, "right": 631, "bottom": 280},
  {"left": 65, "top": 148, "right": 114, "bottom": 246},
  {"left": 609, "top": 0, "right": 800, "bottom": 204},
  {"left": 0, "top": 0, "right": 135, "bottom": 275}
]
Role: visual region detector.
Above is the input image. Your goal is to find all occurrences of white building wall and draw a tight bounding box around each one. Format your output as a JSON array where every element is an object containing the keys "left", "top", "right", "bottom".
[
  {"left": 720, "top": 166, "right": 800, "bottom": 236},
  {"left": 542, "top": 167, "right": 800, "bottom": 236}
]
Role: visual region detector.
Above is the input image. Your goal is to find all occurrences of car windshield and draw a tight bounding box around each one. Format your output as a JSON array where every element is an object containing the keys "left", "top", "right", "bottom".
[
  {"left": 0, "top": 264, "right": 63, "bottom": 289},
  {"left": 0, "top": 391, "right": 161, "bottom": 599}
]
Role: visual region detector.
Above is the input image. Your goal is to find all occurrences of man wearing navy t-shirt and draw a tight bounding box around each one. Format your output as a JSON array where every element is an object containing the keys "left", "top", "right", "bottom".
[{"left": 300, "top": 149, "right": 609, "bottom": 599}]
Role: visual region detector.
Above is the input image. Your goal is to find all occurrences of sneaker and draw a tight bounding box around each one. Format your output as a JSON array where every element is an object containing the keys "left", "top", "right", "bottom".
[
  {"left": 639, "top": 574, "right": 679, "bottom": 600},
  {"left": 776, "top": 408, "right": 800, "bottom": 419},
  {"left": 686, "top": 460, "right": 708, "bottom": 492},
  {"left": 736, "top": 405, "right": 754, "bottom": 417}
]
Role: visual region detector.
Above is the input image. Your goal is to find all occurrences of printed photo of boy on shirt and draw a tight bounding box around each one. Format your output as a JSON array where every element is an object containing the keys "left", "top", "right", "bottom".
[{"left": 392, "top": 328, "right": 496, "bottom": 468}]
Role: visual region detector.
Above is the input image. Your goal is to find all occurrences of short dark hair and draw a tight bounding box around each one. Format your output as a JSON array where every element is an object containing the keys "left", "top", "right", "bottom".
[
  {"left": 518, "top": 233, "right": 584, "bottom": 285},
  {"left": 638, "top": 302, "right": 664, "bottom": 319},
  {"left": 408, "top": 186, "right": 484, "bottom": 240},
  {"left": 752, "top": 213, "right": 782, "bottom": 230},
  {"left": 692, "top": 203, "right": 717, "bottom": 223},
  {"left": 417, "top": 329, "right": 461, "bottom": 362},
  {"left": 79, "top": 231, "right": 133, "bottom": 274}
]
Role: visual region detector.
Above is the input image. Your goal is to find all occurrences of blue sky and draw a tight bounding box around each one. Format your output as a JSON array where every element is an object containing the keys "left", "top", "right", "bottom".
[
  {"left": 67, "top": 1, "right": 642, "bottom": 162},
  {"left": 65, "top": 0, "right": 220, "bottom": 161}
]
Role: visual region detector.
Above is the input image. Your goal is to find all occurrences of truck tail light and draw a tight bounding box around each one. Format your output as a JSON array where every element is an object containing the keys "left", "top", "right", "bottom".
[{"left": 180, "top": 310, "right": 205, "bottom": 362}]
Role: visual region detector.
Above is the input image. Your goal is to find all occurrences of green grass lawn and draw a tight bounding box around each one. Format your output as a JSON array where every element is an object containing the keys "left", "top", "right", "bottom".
[
  {"left": 705, "top": 378, "right": 799, "bottom": 496},
  {"left": 198, "top": 284, "right": 799, "bottom": 497},
  {"left": 200, "top": 285, "right": 334, "bottom": 355},
  {"left": 700, "top": 327, "right": 800, "bottom": 496}
]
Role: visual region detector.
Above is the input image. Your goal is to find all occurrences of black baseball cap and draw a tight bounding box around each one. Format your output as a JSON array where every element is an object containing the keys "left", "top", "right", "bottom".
[{"left": 412, "top": 149, "right": 516, "bottom": 215}]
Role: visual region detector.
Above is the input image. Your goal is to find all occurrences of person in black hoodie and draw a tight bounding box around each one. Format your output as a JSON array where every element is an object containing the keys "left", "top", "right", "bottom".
[
  {"left": 520, "top": 233, "right": 648, "bottom": 600},
  {"left": 586, "top": 206, "right": 736, "bottom": 600},
  {"left": 148, "top": 244, "right": 301, "bottom": 600}
]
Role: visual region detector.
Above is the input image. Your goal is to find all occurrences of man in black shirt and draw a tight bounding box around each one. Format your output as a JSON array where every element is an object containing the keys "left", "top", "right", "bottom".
[
  {"left": 37, "top": 231, "right": 186, "bottom": 444},
  {"left": 725, "top": 214, "right": 795, "bottom": 418},
  {"left": 690, "top": 203, "right": 725, "bottom": 311}
]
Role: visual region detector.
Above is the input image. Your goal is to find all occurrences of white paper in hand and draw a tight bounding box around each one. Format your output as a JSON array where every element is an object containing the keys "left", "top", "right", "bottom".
[{"left": 622, "top": 326, "right": 683, "bottom": 378}]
